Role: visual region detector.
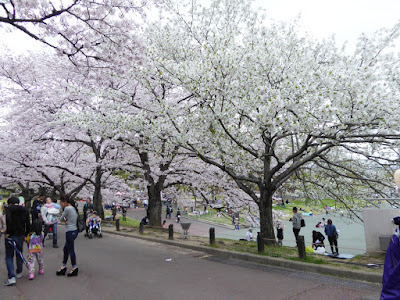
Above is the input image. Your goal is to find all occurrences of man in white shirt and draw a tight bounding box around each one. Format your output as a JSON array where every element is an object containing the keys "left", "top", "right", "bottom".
[{"left": 246, "top": 228, "right": 254, "bottom": 241}]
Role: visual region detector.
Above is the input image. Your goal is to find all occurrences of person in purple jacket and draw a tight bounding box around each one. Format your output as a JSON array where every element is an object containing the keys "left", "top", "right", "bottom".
[{"left": 381, "top": 217, "right": 400, "bottom": 300}]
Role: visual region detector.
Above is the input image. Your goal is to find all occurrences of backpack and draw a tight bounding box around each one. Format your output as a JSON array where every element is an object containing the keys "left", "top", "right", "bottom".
[
  {"left": 301, "top": 219, "right": 306, "bottom": 227},
  {"left": 77, "top": 214, "right": 85, "bottom": 233}
]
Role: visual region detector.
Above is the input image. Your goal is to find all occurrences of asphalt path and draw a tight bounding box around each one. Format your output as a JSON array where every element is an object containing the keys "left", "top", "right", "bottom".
[{"left": 0, "top": 226, "right": 381, "bottom": 300}]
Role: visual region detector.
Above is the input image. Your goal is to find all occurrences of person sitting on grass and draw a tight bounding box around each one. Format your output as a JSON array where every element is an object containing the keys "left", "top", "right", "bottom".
[
  {"left": 246, "top": 229, "right": 254, "bottom": 241},
  {"left": 162, "top": 220, "right": 168, "bottom": 229},
  {"left": 141, "top": 216, "right": 148, "bottom": 225}
]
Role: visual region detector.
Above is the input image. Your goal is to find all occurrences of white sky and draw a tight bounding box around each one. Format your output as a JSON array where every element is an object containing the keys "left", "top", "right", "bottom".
[
  {"left": 257, "top": 0, "right": 400, "bottom": 49},
  {"left": 0, "top": 0, "right": 400, "bottom": 53}
]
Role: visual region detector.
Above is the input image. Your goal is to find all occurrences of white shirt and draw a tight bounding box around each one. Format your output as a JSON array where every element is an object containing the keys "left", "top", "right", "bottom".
[{"left": 246, "top": 231, "right": 253, "bottom": 241}]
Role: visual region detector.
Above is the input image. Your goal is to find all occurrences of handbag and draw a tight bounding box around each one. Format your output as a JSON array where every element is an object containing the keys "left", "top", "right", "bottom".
[{"left": 301, "top": 219, "right": 305, "bottom": 227}]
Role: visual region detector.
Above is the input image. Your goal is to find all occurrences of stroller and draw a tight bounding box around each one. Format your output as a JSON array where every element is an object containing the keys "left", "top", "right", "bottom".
[{"left": 85, "top": 213, "right": 102, "bottom": 239}]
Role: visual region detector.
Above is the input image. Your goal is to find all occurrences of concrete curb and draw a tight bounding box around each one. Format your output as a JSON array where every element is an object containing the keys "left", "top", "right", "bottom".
[{"left": 102, "top": 228, "right": 383, "bottom": 284}]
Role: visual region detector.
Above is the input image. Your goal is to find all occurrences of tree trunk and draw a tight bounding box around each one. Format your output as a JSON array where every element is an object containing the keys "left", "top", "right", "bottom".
[
  {"left": 258, "top": 188, "right": 276, "bottom": 245},
  {"left": 92, "top": 166, "right": 104, "bottom": 219},
  {"left": 18, "top": 183, "right": 34, "bottom": 210},
  {"left": 147, "top": 184, "right": 162, "bottom": 227}
]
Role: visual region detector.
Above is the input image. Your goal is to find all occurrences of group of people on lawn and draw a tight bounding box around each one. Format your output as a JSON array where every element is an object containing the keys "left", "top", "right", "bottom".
[{"left": 245, "top": 206, "right": 339, "bottom": 255}]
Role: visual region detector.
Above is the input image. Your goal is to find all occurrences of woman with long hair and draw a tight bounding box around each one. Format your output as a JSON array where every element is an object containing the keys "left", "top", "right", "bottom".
[
  {"left": 57, "top": 194, "right": 79, "bottom": 277},
  {"left": 324, "top": 219, "right": 339, "bottom": 255}
]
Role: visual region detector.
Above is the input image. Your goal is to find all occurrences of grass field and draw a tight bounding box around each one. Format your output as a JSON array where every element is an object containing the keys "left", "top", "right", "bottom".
[
  {"left": 104, "top": 212, "right": 141, "bottom": 228},
  {"left": 186, "top": 210, "right": 245, "bottom": 226}
]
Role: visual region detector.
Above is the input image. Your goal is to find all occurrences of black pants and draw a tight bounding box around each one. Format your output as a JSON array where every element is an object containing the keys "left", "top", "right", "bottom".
[
  {"left": 293, "top": 228, "right": 300, "bottom": 240},
  {"left": 84, "top": 213, "right": 89, "bottom": 234},
  {"left": 328, "top": 235, "right": 338, "bottom": 254},
  {"left": 32, "top": 213, "right": 39, "bottom": 222}
]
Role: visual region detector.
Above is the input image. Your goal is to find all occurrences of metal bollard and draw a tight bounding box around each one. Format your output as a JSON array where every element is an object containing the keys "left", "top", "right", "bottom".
[
  {"left": 116, "top": 219, "right": 120, "bottom": 231},
  {"left": 257, "top": 232, "right": 265, "bottom": 253},
  {"left": 297, "top": 235, "right": 306, "bottom": 260},
  {"left": 168, "top": 224, "right": 174, "bottom": 240},
  {"left": 139, "top": 222, "right": 144, "bottom": 234},
  {"left": 209, "top": 227, "right": 215, "bottom": 245}
]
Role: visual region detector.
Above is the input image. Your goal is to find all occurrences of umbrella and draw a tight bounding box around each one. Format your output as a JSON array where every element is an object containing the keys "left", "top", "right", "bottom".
[{"left": 6, "top": 238, "right": 29, "bottom": 269}]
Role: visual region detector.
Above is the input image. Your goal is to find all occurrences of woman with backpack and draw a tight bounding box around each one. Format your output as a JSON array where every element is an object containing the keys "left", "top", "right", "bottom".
[
  {"left": 325, "top": 219, "right": 339, "bottom": 255},
  {"left": 57, "top": 194, "right": 79, "bottom": 277}
]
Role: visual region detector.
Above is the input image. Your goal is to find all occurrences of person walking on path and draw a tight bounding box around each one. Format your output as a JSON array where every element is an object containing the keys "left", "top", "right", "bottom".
[
  {"left": 0, "top": 211, "right": 5, "bottom": 238},
  {"left": 57, "top": 195, "right": 79, "bottom": 277},
  {"left": 166, "top": 206, "right": 170, "bottom": 219},
  {"left": 122, "top": 206, "right": 127, "bottom": 221},
  {"left": 4, "top": 196, "right": 30, "bottom": 286},
  {"left": 31, "top": 195, "right": 45, "bottom": 222},
  {"left": 41, "top": 197, "right": 60, "bottom": 248},
  {"left": 111, "top": 205, "right": 117, "bottom": 221},
  {"left": 291, "top": 207, "right": 302, "bottom": 240},
  {"left": 276, "top": 219, "right": 284, "bottom": 246},
  {"left": 234, "top": 215, "right": 240, "bottom": 231},
  {"left": 325, "top": 219, "right": 339, "bottom": 255},
  {"left": 83, "top": 199, "right": 94, "bottom": 235},
  {"left": 26, "top": 219, "right": 44, "bottom": 280},
  {"left": 176, "top": 208, "right": 181, "bottom": 223}
]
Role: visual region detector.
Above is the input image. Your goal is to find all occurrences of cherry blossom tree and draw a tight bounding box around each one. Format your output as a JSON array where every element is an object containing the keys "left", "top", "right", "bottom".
[
  {"left": 0, "top": 51, "right": 130, "bottom": 218},
  {"left": 143, "top": 0, "right": 400, "bottom": 242},
  {"left": 0, "top": 0, "right": 146, "bottom": 64}
]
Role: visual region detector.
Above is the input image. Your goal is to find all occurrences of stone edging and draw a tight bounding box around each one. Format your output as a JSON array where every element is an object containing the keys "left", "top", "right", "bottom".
[{"left": 102, "top": 228, "right": 383, "bottom": 284}]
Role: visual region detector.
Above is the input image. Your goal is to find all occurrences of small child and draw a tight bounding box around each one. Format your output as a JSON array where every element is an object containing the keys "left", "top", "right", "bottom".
[
  {"left": 26, "top": 219, "right": 44, "bottom": 280},
  {"left": 86, "top": 211, "right": 101, "bottom": 232}
]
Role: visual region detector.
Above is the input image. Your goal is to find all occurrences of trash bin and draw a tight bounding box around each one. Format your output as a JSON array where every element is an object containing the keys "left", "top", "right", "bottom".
[{"left": 180, "top": 223, "right": 191, "bottom": 239}]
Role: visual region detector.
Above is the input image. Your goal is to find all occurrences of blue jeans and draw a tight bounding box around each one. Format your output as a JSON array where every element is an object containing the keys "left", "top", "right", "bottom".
[
  {"left": 44, "top": 223, "right": 58, "bottom": 246},
  {"left": 63, "top": 230, "right": 78, "bottom": 268},
  {"left": 5, "top": 236, "right": 24, "bottom": 279}
]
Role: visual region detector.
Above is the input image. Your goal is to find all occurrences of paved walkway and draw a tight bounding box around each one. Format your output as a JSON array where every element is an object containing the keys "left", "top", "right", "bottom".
[{"left": 0, "top": 227, "right": 380, "bottom": 300}]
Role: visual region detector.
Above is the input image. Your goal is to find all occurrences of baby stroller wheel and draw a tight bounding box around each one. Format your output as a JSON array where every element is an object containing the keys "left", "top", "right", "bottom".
[
  {"left": 99, "top": 233, "right": 103, "bottom": 238},
  {"left": 88, "top": 234, "right": 93, "bottom": 239}
]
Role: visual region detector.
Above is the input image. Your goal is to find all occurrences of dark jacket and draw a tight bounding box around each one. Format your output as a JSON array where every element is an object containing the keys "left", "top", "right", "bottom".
[
  {"left": 83, "top": 203, "right": 94, "bottom": 215},
  {"left": 6, "top": 205, "right": 30, "bottom": 237},
  {"left": 325, "top": 224, "right": 337, "bottom": 237},
  {"left": 313, "top": 231, "right": 325, "bottom": 243},
  {"left": 31, "top": 199, "right": 43, "bottom": 214}
]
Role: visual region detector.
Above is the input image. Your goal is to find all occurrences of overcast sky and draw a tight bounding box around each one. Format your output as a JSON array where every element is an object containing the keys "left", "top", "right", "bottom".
[
  {"left": 1, "top": 0, "right": 400, "bottom": 53},
  {"left": 258, "top": 0, "right": 400, "bottom": 49}
]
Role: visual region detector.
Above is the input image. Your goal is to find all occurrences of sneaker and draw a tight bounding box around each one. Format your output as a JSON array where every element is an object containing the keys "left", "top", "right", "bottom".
[
  {"left": 28, "top": 273, "right": 34, "bottom": 280},
  {"left": 4, "top": 277, "right": 16, "bottom": 286},
  {"left": 53, "top": 244, "right": 59, "bottom": 248},
  {"left": 39, "top": 269, "right": 44, "bottom": 275},
  {"left": 16, "top": 273, "right": 23, "bottom": 279}
]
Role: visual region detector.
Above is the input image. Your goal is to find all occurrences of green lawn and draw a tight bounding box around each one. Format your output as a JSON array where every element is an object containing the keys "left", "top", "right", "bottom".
[
  {"left": 104, "top": 212, "right": 141, "bottom": 228},
  {"left": 186, "top": 209, "right": 244, "bottom": 226}
]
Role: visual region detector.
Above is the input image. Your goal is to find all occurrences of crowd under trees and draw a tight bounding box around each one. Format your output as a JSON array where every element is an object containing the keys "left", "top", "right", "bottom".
[{"left": 1, "top": 0, "right": 400, "bottom": 241}]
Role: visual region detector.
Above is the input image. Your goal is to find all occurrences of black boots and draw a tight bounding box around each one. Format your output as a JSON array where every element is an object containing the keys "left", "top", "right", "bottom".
[
  {"left": 67, "top": 268, "right": 79, "bottom": 277},
  {"left": 56, "top": 267, "right": 67, "bottom": 276}
]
